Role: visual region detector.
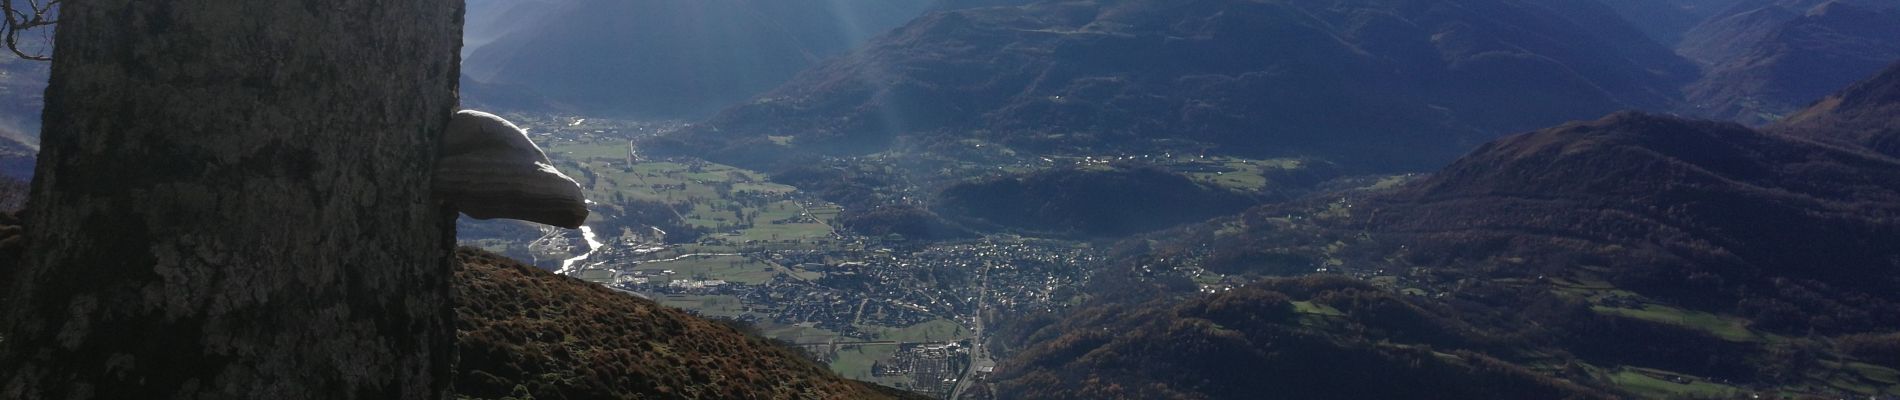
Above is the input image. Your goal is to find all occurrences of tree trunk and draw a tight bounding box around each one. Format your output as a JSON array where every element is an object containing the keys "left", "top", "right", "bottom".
[{"left": 1, "top": 1, "right": 463, "bottom": 399}]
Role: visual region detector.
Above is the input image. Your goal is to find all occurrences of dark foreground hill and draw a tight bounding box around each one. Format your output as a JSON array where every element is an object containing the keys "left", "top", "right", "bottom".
[
  {"left": 0, "top": 216, "right": 908, "bottom": 399},
  {"left": 452, "top": 248, "right": 913, "bottom": 399},
  {"left": 659, "top": 0, "right": 1696, "bottom": 171}
]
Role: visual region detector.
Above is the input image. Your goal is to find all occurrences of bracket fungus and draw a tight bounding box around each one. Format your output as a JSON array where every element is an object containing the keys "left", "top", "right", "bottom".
[{"left": 434, "top": 110, "right": 589, "bottom": 228}]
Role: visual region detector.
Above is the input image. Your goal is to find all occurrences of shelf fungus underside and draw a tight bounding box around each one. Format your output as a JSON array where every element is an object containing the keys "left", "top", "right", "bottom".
[{"left": 434, "top": 110, "right": 589, "bottom": 229}]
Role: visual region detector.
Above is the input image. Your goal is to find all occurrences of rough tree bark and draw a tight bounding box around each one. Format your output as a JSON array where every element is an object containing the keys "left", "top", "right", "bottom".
[{"left": 0, "top": 1, "right": 464, "bottom": 399}]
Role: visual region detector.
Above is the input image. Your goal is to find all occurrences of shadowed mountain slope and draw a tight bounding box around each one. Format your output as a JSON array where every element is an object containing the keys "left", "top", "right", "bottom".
[
  {"left": 991, "top": 92, "right": 1900, "bottom": 398},
  {"left": 660, "top": 0, "right": 1696, "bottom": 171},
  {"left": 992, "top": 278, "right": 1615, "bottom": 400},
  {"left": 1680, "top": 0, "right": 1900, "bottom": 124},
  {"left": 1593, "top": 0, "right": 1745, "bottom": 45},
  {"left": 1775, "top": 61, "right": 1900, "bottom": 157},
  {"left": 1362, "top": 112, "right": 1900, "bottom": 325}
]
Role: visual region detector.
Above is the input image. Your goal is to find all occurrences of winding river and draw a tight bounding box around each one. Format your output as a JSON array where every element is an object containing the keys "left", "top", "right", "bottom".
[{"left": 556, "top": 225, "right": 603, "bottom": 276}]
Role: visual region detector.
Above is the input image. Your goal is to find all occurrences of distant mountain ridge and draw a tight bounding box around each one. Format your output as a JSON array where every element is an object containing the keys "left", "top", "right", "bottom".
[
  {"left": 1679, "top": 0, "right": 1900, "bottom": 124},
  {"left": 659, "top": 0, "right": 1699, "bottom": 171},
  {"left": 462, "top": 0, "right": 560, "bottom": 58},
  {"left": 461, "top": 0, "right": 934, "bottom": 118}
]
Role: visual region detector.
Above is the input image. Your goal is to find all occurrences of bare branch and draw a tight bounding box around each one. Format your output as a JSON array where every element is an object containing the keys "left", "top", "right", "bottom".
[{"left": 0, "top": 0, "right": 56, "bottom": 61}]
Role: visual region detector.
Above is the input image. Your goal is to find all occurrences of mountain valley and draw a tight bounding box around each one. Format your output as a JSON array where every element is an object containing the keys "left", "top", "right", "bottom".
[{"left": 4, "top": 0, "right": 1900, "bottom": 399}]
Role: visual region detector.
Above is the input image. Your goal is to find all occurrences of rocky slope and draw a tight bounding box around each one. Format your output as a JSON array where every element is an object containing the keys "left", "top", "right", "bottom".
[{"left": 661, "top": 0, "right": 1697, "bottom": 171}]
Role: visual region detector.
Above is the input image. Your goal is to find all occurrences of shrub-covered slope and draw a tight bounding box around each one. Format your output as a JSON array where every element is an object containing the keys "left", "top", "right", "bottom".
[{"left": 456, "top": 248, "right": 912, "bottom": 399}]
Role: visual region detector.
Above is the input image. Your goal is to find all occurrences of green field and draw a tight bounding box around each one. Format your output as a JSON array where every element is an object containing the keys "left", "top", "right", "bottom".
[
  {"left": 547, "top": 148, "right": 840, "bottom": 248},
  {"left": 653, "top": 295, "right": 749, "bottom": 318},
  {"left": 537, "top": 143, "right": 847, "bottom": 286},
  {"left": 1179, "top": 157, "right": 1304, "bottom": 192},
  {"left": 1608, "top": 367, "right": 1743, "bottom": 399},
  {"left": 830, "top": 343, "right": 906, "bottom": 386},
  {"left": 1592, "top": 304, "right": 1761, "bottom": 342},
  {"left": 1546, "top": 273, "right": 1900, "bottom": 398},
  {"left": 729, "top": 200, "right": 834, "bottom": 243},
  {"left": 547, "top": 140, "right": 843, "bottom": 244},
  {"left": 1814, "top": 360, "right": 1900, "bottom": 396},
  {"left": 757, "top": 322, "right": 842, "bottom": 344},
  {"left": 1843, "top": 361, "right": 1900, "bottom": 388},
  {"left": 532, "top": 140, "right": 965, "bottom": 393},
  {"left": 1547, "top": 272, "right": 1769, "bottom": 343},
  {"left": 632, "top": 254, "right": 782, "bottom": 285},
  {"left": 546, "top": 141, "right": 633, "bottom": 161},
  {"left": 860, "top": 319, "right": 970, "bottom": 343},
  {"left": 1292, "top": 301, "right": 1345, "bottom": 317},
  {"left": 806, "top": 204, "right": 843, "bottom": 225},
  {"left": 575, "top": 269, "right": 616, "bottom": 283}
]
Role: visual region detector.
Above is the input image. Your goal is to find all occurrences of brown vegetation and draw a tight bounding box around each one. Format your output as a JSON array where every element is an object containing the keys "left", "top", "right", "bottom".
[
  {"left": 1839, "top": 333, "right": 1900, "bottom": 369},
  {"left": 451, "top": 248, "right": 907, "bottom": 400},
  {"left": 1357, "top": 112, "right": 1900, "bottom": 333},
  {"left": 993, "top": 277, "right": 1613, "bottom": 400}
]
